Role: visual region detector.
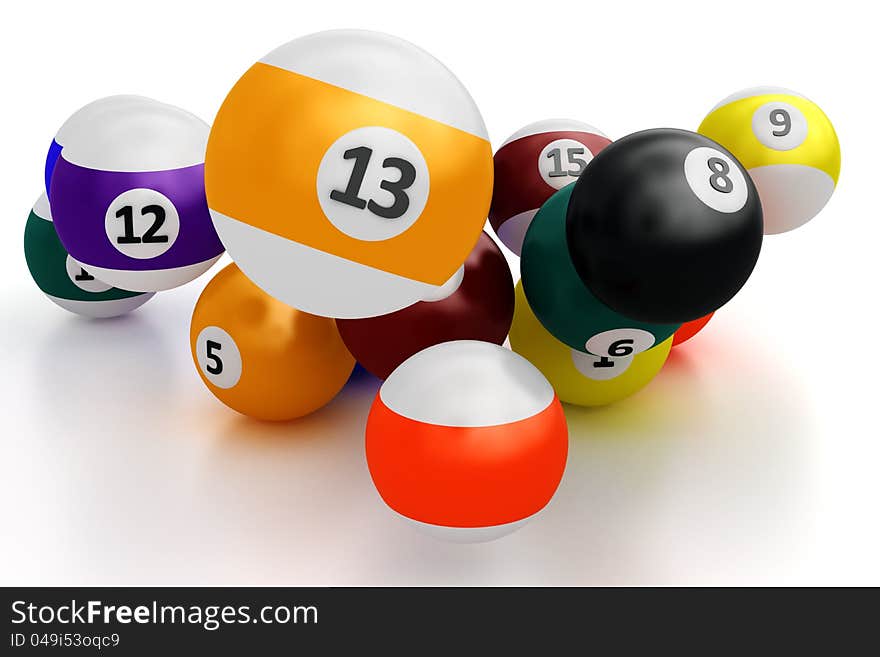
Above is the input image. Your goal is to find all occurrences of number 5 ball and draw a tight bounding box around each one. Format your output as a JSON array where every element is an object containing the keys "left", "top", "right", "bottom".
[
  {"left": 190, "top": 264, "right": 355, "bottom": 421},
  {"left": 699, "top": 87, "right": 840, "bottom": 234},
  {"left": 566, "top": 129, "right": 763, "bottom": 324},
  {"left": 206, "top": 30, "right": 493, "bottom": 319}
]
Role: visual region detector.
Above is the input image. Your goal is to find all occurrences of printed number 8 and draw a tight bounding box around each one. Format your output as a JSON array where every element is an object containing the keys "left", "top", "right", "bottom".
[{"left": 707, "top": 157, "right": 734, "bottom": 194}]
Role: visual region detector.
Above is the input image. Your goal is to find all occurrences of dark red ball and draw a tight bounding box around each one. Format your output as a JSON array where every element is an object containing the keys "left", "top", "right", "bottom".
[{"left": 337, "top": 232, "right": 515, "bottom": 380}]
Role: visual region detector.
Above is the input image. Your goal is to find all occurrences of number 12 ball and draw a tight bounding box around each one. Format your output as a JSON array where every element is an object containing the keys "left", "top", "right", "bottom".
[
  {"left": 206, "top": 30, "right": 493, "bottom": 319},
  {"left": 566, "top": 129, "right": 763, "bottom": 324},
  {"left": 699, "top": 87, "right": 840, "bottom": 234},
  {"left": 49, "top": 96, "right": 224, "bottom": 292}
]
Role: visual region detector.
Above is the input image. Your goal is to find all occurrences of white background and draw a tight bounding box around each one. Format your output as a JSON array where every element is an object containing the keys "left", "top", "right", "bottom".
[{"left": 1, "top": 0, "right": 876, "bottom": 585}]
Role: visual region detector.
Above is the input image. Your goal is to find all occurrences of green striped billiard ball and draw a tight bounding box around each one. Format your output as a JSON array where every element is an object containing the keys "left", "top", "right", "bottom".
[{"left": 24, "top": 194, "right": 154, "bottom": 318}]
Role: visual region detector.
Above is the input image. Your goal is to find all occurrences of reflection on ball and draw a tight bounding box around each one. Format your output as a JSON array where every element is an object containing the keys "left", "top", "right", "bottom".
[
  {"left": 50, "top": 96, "right": 224, "bottom": 292},
  {"left": 510, "top": 283, "right": 671, "bottom": 406},
  {"left": 490, "top": 119, "right": 610, "bottom": 255},
  {"left": 521, "top": 184, "right": 679, "bottom": 357},
  {"left": 366, "top": 341, "right": 567, "bottom": 542},
  {"left": 190, "top": 263, "right": 354, "bottom": 421},
  {"left": 24, "top": 194, "right": 154, "bottom": 318},
  {"left": 206, "top": 30, "right": 493, "bottom": 318},
  {"left": 336, "top": 232, "right": 514, "bottom": 379},
  {"left": 699, "top": 87, "right": 840, "bottom": 234}
]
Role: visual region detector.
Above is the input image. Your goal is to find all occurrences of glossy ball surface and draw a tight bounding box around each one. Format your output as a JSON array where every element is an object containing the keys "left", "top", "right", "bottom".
[
  {"left": 521, "top": 184, "right": 679, "bottom": 357},
  {"left": 24, "top": 194, "right": 154, "bottom": 318},
  {"left": 206, "top": 30, "right": 493, "bottom": 318},
  {"left": 336, "top": 232, "right": 514, "bottom": 379},
  {"left": 190, "top": 263, "right": 354, "bottom": 421},
  {"left": 566, "top": 128, "right": 763, "bottom": 324},
  {"left": 510, "top": 282, "right": 671, "bottom": 407},
  {"left": 366, "top": 340, "right": 568, "bottom": 542},
  {"left": 489, "top": 119, "right": 611, "bottom": 255},
  {"left": 699, "top": 87, "right": 840, "bottom": 234},
  {"left": 673, "top": 313, "right": 714, "bottom": 347},
  {"left": 50, "top": 96, "right": 224, "bottom": 292}
]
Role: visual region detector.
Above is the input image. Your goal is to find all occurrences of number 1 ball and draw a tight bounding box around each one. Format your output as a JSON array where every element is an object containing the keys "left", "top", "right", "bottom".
[
  {"left": 49, "top": 96, "right": 225, "bottom": 292},
  {"left": 566, "top": 129, "right": 763, "bottom": 324},
  {"left": 336, "top": 231, "right": 514, "bottom": 379},
  {"left": 206, "top": 30, "right": 493, "bottom": 319},
  {"left": 24, "top": 194, "right": 154, "bottom": 318},
  {"left": 489, "top": 119, "right": 611, "bottom": 255},
  {"left": 190, "top": 263, "right": 355, "bottom": 421},
  {"left": 699, "top": 87, "right": 840, "bottom": 234}
]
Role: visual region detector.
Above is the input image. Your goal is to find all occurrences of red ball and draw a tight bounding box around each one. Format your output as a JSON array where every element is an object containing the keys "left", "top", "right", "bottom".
[
  {"left": 489, "top": 119, "right": 611, "bottom": 255},
  {"left": 673, "top": 312, "right": 714, "bottom": 346},
  {"left": 337, "top": 232, "right": 514, "bottom": 379}
]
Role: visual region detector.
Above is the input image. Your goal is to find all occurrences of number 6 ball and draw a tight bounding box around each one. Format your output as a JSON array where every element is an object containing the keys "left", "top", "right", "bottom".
[{"left": 566, "top": 129, "right": 763, "bottom": 324}]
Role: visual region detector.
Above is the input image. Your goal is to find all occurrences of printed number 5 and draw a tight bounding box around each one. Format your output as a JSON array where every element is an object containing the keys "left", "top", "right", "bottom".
[{"left": 206, "top": 340, "right": 223, "bottom": 375}]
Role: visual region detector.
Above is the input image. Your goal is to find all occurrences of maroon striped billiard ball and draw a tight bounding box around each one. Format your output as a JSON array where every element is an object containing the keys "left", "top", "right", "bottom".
[
  {"left": 489, "top": 119, "right": 611, "bottom": 255},
  {"left": 336, "top": 232, "right": 514, "bottom": 380}
]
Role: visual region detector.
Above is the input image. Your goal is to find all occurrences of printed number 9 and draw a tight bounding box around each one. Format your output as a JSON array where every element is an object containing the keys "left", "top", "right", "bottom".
[{"left": 769, "top": 108, "right": 792, "bottom": 137}]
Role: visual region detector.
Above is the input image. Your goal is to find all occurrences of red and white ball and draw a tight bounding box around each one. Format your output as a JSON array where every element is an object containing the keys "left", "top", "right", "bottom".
[
  {"left": 489, "top": 119, "right": 611, "bottom": 255},
  {"left": 365, "top": 340, "right": 568, "bottom": 542}
]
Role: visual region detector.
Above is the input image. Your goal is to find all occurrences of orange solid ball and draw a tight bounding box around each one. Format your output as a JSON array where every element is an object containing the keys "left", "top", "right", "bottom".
[
  {"left": 672, "top": 312, "right": 714, "bottom": 347},
  {"left": 190, "top": 263, "right": 355, "bottom": 420}
]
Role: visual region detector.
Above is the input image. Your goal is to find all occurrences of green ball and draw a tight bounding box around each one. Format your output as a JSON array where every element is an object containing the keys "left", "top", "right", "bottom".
[
  {"left": 520, "top": 184, "right": 679, "bottom": 358},
  {"left": 24, "top": 194, "right": 154, "bottom": 318}
]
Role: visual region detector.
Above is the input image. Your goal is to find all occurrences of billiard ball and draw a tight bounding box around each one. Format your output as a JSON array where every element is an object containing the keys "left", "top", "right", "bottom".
[
  {"left": 336, "top": 232, "right": 514, "bottom": 379},
  {"left": 566, "top": 128, "right": 763, "bottom": 324},
  {"left": 366, "top": 340, "right": 567, "bottom": 542},
  {"left": 509, "top": 283, "right": 671, "bottom": 407},
  {"left": 45, "top": 95, "right": 150, "bottom": 199},
  {"left": 50, "top": 96, "right": 224, "bottom": 292},
  {"left": 489, "top": 119, "right": 611, "bottom": 255},
  {"left": 521, "top": 184, "right": 680, "bottom": 357},
  {"left": 190, "top": 263, "right": 354, "bottom": 421},
  {"left": 673, "top": 313, "right": 714, "bottom": 347},
  {"left": 24, "top": 193, "right": 154, "bottom": 318},
  {"left": 205, "top": 30, "right": 493, "bottom": 319},
  {"left": 699, "top": 87, "right": 840, "bottom": 234}
]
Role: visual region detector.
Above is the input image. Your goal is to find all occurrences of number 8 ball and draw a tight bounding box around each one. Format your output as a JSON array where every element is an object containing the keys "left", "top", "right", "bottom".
[{"left": 566, "top": 128, "right": 763, "bottom": 324}]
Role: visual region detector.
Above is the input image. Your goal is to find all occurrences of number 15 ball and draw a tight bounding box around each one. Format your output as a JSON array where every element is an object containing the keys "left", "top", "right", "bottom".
[{"left": 206, "top": 30, "right": 493, "bottom": 319}]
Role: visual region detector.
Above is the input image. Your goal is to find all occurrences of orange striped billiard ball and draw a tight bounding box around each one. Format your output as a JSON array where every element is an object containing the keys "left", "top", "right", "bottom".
[
  {"left": 206, "top": 30, "right": 493, "bottom": 319},
  {"left": 366, "top": 341, "right": 568, "bottom": 542}
]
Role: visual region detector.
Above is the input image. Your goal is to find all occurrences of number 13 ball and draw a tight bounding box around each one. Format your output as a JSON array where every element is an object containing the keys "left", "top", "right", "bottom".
[
  {"left": 699, "top": 87, "right": 840, "bottom": 234},
  {"left": 566, "top": 129, "right": 763, "bottom": 324},
  {"left": 205, "top": 30, "right": 493, "bottom": 319}
]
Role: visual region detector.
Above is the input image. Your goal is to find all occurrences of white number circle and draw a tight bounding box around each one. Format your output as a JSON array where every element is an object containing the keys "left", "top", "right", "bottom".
[
  {"left": 195, "top": 326, "right": 242, "bottom": 389},
  {"left": 105, "top": 188, "right": 180, "bottom": 259},
  {"left": 585, "top": 328, "right": 655, "bottom": 359},
  {"left": 316, "top": 126, "right": 430, "bottom": 242},
  {"left": 683, "top": 147, "right": 748, "bottom": 214},
  {"left": 571, "top": 349, "right": 633, "bottom": 381},
  {"left": 65, "top": 255, "right": 111, "bottom": 293},
  {"left": 538, "top": 138, "right": 593, "bottom": 190},
  {"left": 752, "top": 102, "right": 808, "bottom": 151}
]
